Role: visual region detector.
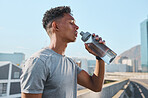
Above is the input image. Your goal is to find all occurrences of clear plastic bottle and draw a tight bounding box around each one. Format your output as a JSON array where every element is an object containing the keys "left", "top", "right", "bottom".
[{"left": 80, "top": 31, "right": 117, "bottom": 64}]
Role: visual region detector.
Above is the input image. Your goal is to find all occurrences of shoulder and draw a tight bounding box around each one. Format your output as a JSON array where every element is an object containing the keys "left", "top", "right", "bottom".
[
  {"left": 31, "top": 48, "right": 53, "bottom": 62},
  {"left": 21, "top": 48, "right": 55, "bottom": 78},
  {"left": 23, "top": 48, "right": 55, "bottom": 70},
  {"left": 26, "top": 47, "right": 59, "bottom": 65},
  {"left": 66, "top": 57, "right": 75, "bottom": 63}
]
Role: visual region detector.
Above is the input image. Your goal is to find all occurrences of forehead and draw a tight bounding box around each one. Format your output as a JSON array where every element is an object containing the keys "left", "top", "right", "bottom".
[{"left": 63, "top": 13, "right": 75, "bottom": 21}]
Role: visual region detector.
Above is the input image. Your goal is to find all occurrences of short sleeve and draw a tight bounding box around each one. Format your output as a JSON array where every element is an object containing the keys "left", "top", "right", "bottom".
[
  {"left": 76, "top": 65, "right": 82, "bottom": 74},
  {"left": 20, "top": 57, "right": 49, "bottom": 94}
]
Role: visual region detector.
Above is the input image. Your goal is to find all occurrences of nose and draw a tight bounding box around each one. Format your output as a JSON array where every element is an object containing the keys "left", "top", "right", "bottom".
[{"left": 75, "top": 25, "right": 79, "bottom": 30}]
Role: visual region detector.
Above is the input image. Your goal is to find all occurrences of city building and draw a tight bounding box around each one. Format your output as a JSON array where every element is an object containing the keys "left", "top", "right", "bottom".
[
  {"left": 122, "top": 58, "right": 139, "bottom": 72},
  {"left": 122, "top": 59, "right": 132, "bottom": 66},
  {"left": 0, "top": 61, "right": 21, "bottom": 98},
  {"left": 72, "top": 57, "right": 88, "bottom": 90},
  {"left": 140, "top": 18, "right": 148, "bottom": 72},
  {"left": 112, "top": 56, "right": 121, "bottom": 64},
  {"left": 72, "top": 57, "right": 88, "bottom": 72},
  {"left": 0, "top": 52, "right": 25, "bottom": 66},
  {"left": 87, "top": 59, "right": 134, "bottom": 73},
  {"left": 132, "top": 59, "right": 138, "bottom": 72},
  {"left": 113, "top": 56, "right": 140, "bottom": 72},
  {"left": 87, "top": 60, "right": 96, "bottom": 75},
  {"left": 105, "top": 64, "right": 132, "bottom": 72}
]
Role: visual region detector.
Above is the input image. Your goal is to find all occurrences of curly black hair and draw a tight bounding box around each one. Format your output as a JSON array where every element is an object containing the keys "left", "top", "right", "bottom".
[{"left": 42, "top": 6, "right": 71, "bottom": 30}]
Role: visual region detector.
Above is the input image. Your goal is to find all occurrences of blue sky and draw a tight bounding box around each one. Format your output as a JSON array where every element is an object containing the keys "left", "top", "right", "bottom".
[{"left": 0, "top": 0, "right": 148, "bottom": 60}]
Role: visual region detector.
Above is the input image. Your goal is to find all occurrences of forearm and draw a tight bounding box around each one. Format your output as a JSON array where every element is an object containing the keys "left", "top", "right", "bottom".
[
  {"left": 92, "top": 59, "right": 105, "bottom": 91},
  {"left": 21, "top": 93, "right": 42, "bottom": 98}
]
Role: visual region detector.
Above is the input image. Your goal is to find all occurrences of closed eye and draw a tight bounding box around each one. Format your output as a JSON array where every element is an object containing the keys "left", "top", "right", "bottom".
[{"left": 70, "top": 20, "right": 75, "bottom": 25}]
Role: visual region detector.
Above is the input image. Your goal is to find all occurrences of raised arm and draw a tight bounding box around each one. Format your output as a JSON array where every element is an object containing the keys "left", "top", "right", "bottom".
[
  {"left": 22, "top": 93, "right": 42, "bottom": 98},
  {"left": 77, "top": 34, "right": 105, "bottom": 92},
  {"left": 77, "top": 58, "right": 105, "bottom": 92}
]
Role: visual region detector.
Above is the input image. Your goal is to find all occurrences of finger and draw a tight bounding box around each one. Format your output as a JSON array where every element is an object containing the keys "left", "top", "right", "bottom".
[
  {"left": 99, "top": 40, "right": 103, "bottom": 43},
  {"left": 99, "top": 40, "right": 106, "bottom": 44},
  {"left": 99, "top": 37, "right": 102, "bottom": 41},
  {"left": 102, "top": 40, "right": 106, "bottom": 44},
  {"left": 85, "top": 44, "right": 97, "bottom": 56},
  {"left": 95, "top": 35, "right": 99, "bottom": 39},
  {"left": 85, "top": 44, "right": 91, "bottom": 52},
  {"left": 84, "top": 43, "right": 87, "bottom": 47},
  {"left": 92, "top": 33, "right": 95, "bottom": 37},
  {"left": 84, "top": 43, "right": 89, "bottom": 49},
  {"left": 95, "top": 37, "right": 99, "bottom": 40},
  {"left": 95, "top": 37, "right": 102, "bottom": 42}
]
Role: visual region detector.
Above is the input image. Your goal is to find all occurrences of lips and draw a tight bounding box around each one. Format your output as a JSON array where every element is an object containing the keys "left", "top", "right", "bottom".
[{"left": 75, "top": 31, "right": 78, "bottom": 37}]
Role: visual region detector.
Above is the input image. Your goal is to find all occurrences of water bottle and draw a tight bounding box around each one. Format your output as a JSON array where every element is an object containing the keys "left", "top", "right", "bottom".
[{"left": 80, "top": 31, "right": 117, "bottom": 64}]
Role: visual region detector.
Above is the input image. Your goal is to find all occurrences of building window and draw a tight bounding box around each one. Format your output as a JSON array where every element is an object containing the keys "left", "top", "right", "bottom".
[
  {"left": 10, "top": 82, "right": 21, "bottom": 95},
  {"left": 14, "top": 72, "right": 20, "bottom": 78},
  {"left": 0, "top": 83, "right": 7, "bottom": 96}
]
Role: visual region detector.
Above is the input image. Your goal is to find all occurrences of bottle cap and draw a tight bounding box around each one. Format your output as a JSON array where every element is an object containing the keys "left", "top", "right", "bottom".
[{"left": 80, "top": 31, "right": 91, "bottom": 42}]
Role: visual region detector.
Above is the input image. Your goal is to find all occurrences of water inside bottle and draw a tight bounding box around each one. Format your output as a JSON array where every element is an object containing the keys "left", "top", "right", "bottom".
[
  {"left": 87, "top": 43, "right": 106, "bottom": 57},
  {"left": 81, "top": 31, "right": 117, "bottom": 64},
  {"left": 101, "top": 49, "right": 116, "bottom": 64},
  {"left": 87, "top": 42, "right": 116, "bottom": 64}
]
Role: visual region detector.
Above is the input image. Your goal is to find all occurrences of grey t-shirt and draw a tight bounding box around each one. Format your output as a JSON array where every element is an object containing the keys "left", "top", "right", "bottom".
[{"left": 20, "top": 47, "right": 82, "bottom": 98}]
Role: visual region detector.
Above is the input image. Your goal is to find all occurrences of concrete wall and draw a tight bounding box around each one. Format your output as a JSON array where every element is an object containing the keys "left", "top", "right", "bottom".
[
  {"left": 77, "top": 79, "right": 129, "bottom": 98},
  {"left": 119, "top": 82, "right": 133, "bottom": 98},
  {"left": 112, "top": 81, "right": 134, "bottom": 98}
]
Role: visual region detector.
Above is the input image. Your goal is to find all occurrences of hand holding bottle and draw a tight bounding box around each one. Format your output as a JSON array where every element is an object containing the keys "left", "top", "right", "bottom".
[
  {"left": 84, "top": 33, "right": 106, "bottom": 57},
  {"left": 80, "top": 31, "right": 117, "bottom": 64}
]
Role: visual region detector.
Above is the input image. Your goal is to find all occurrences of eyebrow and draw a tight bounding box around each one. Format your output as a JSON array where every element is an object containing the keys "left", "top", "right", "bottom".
[
  {"left": 68, "top": 18, "right": 75, "bottom": 20},
  {"left": 68, "top": 18, "right": 75, "bottom": 22}
]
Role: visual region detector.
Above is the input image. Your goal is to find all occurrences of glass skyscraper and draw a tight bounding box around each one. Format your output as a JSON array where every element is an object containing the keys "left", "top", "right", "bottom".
[{"left": 140, "top": 19, "right": 148, "bottom": 72}]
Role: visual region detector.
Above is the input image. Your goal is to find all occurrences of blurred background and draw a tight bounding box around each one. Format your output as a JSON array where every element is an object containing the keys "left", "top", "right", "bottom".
[{"left": 0, "top": 0, "right": 148, "bottom": 98}]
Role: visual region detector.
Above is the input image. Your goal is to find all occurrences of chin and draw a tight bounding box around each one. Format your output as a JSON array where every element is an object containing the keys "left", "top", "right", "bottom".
[
  {"left": 69, "top": 39, "right": 76, "bottom": 43},
  {"left": 67, "top": 37, "right": 77, "bottom": 43},
  {"left": 73, "top": 38, "right": 77, "bottom": 42}
]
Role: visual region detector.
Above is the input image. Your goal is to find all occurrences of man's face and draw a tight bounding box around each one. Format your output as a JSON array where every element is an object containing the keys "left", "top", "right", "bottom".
[{"left": 56, "top": 13, "right": 79, "bottom": 43}]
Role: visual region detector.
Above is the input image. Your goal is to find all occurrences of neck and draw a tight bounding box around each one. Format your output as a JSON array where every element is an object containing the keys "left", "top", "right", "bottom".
[{"left": 49, "top": 34, "right": 68, "bottom": 55}]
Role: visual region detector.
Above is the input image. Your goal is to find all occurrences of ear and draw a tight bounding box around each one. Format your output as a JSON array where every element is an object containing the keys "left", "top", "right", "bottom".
[{"left": 52, "top": 21, "right": 59, "bottom": 31}]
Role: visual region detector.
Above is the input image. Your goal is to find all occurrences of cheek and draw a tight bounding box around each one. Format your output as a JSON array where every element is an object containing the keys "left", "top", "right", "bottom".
[
  {"left": 59, "top": 25, "right": 68, "bottom": 31},
  {"left": 58, "top": 22, "right": 74, "bottom": 33}
]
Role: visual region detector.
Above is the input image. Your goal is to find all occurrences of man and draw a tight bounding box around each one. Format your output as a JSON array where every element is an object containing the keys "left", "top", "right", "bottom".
[{"left": 20, "top": 6, "right": 105, "bottom": 98}]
